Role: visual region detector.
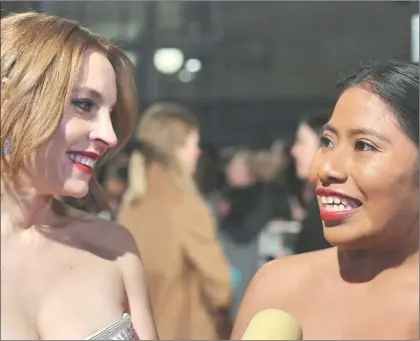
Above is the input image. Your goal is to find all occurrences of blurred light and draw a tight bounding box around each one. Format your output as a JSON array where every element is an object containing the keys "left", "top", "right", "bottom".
[
  {"left": 154, "top": 48, "right": 184, "bottom": 74},
  {"left": 185, "top": 58, "right": 202, "bottom": 73},
  {"left": 178, "top": 70, "right": 195, "bottom": 83},
  {"left": 411, "top": 14, "right": 419, "bottom": 62}
]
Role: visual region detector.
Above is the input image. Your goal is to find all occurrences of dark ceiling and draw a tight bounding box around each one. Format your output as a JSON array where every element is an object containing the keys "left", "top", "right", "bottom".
[{"left": 1, "top": 1, "right": 418, "bottom": 147}]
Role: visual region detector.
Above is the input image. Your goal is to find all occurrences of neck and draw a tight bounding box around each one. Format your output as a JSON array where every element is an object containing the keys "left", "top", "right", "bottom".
[
  {"left": 1, "top": 180, "right": 54, "bottom": 237},
  {"left": 337, "top": 220, "right": 419, "bottom": 283}
]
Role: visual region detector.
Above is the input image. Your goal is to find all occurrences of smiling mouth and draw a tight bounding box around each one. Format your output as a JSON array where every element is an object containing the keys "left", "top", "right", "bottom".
[
  {"left": 319, "top": 195, "right": 362, "bottom": 222},
  {"left": 66, "top": 152, "right": 97, "bottom": 174},
  {"left": 320, "top": 195, "right": 361, "bottom": 211}
]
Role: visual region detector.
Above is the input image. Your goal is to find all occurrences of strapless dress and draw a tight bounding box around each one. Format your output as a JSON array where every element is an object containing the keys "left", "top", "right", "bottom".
[{"left": 85, "top": 313, "right": 134, "bottom": 340}]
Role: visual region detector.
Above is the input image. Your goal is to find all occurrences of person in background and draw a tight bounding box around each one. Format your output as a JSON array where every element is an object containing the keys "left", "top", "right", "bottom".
[
  {"left": 194, "top": 142, "right": 226, "bottom": 219},
  {"left": 217, "top": 148, "right": 283, "bottom": 319},
  {"left": 98, "top": 160, "right": 129, "bottom": 220},
  {"left": 290, "top": 114, "right": 332, "bottom": 253},
  {"left": 98, "top": 140, "right": 143, "bottom": 220},
  {"left": 117, "top": 102, "right": 232, "bottom": 340}
]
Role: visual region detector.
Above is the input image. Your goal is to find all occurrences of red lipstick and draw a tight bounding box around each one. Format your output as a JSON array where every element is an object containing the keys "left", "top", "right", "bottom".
[
  {"left": 70, "top": 151, "right": 100, "bottom": 160},
  {"left": 66, "top": 151, "right": 100, "bottom": 175},
  {"left": 315, "top": 187, "right": 362, "bottom": 222}
]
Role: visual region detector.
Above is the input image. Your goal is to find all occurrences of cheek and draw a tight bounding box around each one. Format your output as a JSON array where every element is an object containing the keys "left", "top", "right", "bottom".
[
  {"left": 34, "top": 124, "right": 72, "bottom": 179},
  {"left": 353, "top": 156, "right": 419, "bottom": 217},
  {"left": 228, "top": 165, "right": 241, "bottom": 179},
  {"left": 294, "top": 144, "right": 303, "bottom": 159},
  {"left": 290, "top": 144, "right": 298, "bottom": 158},
  {"left": 192, "top": 146, "right": 200, "bottom": 160},
  {"left": 353, "top": 155, "right": 405, "bottom": 191},
  {"left": 31, "top": 132, "right": 64, "bottom": 170},
  {"left": 63, "top": 117, "right": 90, "bottom": 146}
]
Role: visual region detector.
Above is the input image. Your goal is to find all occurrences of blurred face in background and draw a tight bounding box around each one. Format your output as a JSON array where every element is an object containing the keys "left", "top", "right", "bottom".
[
  {"left": 291, "top": 122, "right": 320, "bottom": 180},
  {"left": 226, "top": 155, "right": 255, "bottom": 188},
  {"left": 176, "top": 129, "right": 201, "bottom": 176},
  {"left": 104, "top": 155, "right": 129, "bottom": 209},
  {"left": 103, "top": 175, "right": 127, "bottom": 211}
]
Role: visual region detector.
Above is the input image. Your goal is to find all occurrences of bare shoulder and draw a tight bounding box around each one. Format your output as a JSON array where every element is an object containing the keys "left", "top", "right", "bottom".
[
  {"left": 246, "top": 250, "right": 330, "bottom": 303},
  {"left": 231, "top": 249, "right": 333, "bottom": 339},
  {"left": 65, "top": 206, "right": 140, "bottom": 262},
  {"left": 63, "top": 207, "right": 157, "bottom": 338}
]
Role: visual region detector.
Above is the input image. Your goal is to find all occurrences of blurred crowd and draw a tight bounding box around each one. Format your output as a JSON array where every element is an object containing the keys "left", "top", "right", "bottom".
[
  {"left": 1, "top": 2, "right": 418, "bottom": 339},
  {"left": 63, "top": 102, "right": 333, "bottom": 339}
]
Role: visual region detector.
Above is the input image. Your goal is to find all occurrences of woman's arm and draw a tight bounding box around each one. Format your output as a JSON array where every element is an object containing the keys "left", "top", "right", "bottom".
[{"left": 117, "top": 228, "right": 159, "bottom": 340}]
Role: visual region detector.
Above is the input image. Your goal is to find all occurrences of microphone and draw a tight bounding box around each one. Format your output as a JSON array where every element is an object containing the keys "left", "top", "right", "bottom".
[{"left": 241, "top": 309, "right": 303, "bottom": 340}]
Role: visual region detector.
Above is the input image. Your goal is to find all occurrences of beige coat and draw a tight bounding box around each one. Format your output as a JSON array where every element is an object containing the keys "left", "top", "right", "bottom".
[{"left": 118, "top": 164, "right": 232, "bottom": 340}]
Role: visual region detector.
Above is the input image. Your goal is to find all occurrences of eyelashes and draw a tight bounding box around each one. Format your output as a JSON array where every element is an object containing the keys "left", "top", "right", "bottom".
[
  {"left": 70, "top": 98, "right": 116, "bottom": 118},
  {"left": 354, "top": 140, "right": 377, "bottom": 152},
  {"left": 319, "top": 135, "right": 378, "bottom": 152},
  {"left": 320, "top": 135, "right": 333, "bottom": 148},
  {"left": 71, "top": 98, "right": 95, "bottom": 113}
]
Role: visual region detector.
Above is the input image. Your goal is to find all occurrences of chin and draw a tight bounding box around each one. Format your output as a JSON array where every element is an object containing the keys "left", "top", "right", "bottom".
[
  {"left": 61, "top": 179, "right": 90, "bottom": 198},
  {"left": 323, "top": 226, "right": 374, "bottom": 249}
]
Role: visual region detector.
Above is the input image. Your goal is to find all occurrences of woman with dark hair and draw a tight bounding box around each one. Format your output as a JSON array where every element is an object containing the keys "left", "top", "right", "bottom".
[
  {"left": 231, "top": 61, "right": 419, "bottom": 340},
  {"left": 291, "top": 115, "right": 332, "bottom": 253}
]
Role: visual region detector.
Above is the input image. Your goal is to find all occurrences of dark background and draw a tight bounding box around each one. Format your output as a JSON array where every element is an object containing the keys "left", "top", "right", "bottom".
[{"left": 2, "top": 1, "right": 418, "bottom": 148}]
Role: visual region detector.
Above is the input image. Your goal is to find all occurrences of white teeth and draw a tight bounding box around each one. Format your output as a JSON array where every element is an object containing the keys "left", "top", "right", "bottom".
[
  {"left": 324, "top": 204, "right": 350, "bottom": 212},
  {"left": 320, "top": 196, "right": 360, "bottom": 211},
  {"left": 67, "top": 153, "right": 96, "bottom": 169}
]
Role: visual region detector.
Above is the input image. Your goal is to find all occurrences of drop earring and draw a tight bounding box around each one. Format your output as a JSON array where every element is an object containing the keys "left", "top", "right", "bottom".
[{"left": 2, "top": 138, "right": 11, "bottom": 156}]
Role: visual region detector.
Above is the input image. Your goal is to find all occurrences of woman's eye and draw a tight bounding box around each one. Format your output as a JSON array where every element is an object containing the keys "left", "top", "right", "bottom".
[
  {"left": 320, "top": 135, "right": 333, "bottom": 148},
  {"left": 71, "top": 98, "right": 94, "bottom": 112},
  {"left": 355, "top": 140, "right": 377, "bottom": 152}
]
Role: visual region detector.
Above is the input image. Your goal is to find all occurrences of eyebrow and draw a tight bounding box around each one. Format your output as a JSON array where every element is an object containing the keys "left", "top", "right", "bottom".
[
  {"left": 72, "top": 87, "right": 116, "bottom": 111},
  {"left": 323, "top": 124, "right": 391, "bottom": 143}
]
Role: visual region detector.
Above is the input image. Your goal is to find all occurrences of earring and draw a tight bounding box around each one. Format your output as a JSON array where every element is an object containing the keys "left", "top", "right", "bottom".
[{"left": 2, "top": 138, "right": 11, "bottom": 156}]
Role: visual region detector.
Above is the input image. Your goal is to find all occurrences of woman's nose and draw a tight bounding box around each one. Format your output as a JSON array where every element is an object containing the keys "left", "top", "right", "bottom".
[
  {"left": 90, "top": 113, "right": 118, "bottom": 150},
  {"left": 317, "top": 149, "right": 348, "bottom": 185}
]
